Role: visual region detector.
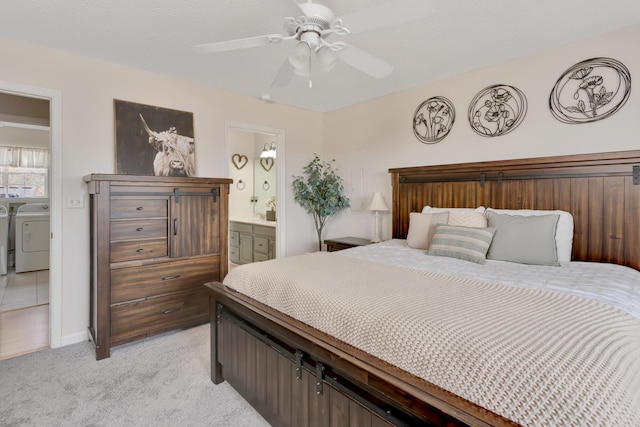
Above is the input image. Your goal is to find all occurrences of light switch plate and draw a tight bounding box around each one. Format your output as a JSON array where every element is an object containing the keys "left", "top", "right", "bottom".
[{"left": 67, "top": 195, "right": 84, "bottom": 209}]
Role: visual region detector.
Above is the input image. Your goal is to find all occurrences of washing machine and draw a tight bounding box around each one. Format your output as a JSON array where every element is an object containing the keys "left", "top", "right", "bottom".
[
  {"left": 15, "top": 203, "right": 50, "bottom": 273},
  {"left": 0, "top": 205, "right": 7, "bottom": 275}
]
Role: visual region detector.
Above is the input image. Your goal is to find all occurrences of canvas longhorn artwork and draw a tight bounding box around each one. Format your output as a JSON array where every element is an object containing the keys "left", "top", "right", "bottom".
[
  {"left": 114, "top": 100, "right": 196, "bottom": 177},
  {"left": 139, "top": 114, "right": 195, "bottom": 177}
]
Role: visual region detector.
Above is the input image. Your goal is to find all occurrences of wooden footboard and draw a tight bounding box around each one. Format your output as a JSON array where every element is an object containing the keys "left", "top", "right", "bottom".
[{"left": 205, "top": 281, "right": 516, "bottom": 427}]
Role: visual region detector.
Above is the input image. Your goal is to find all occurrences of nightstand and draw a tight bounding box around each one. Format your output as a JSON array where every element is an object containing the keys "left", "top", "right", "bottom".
[{"left": 324, "top": 237, "right": 372, "bottom": 252}]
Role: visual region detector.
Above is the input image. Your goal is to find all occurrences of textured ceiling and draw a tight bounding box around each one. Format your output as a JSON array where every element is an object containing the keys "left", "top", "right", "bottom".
[{"left": 1, "top": 0, "right": 640, "bottom": 112}]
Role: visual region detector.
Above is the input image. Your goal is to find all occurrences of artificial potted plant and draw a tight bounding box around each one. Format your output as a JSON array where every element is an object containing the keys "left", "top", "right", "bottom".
[
  {"left": 265, "top": 196, "right": 276, "bottom": 221},
  {"left": 292, "top": 154, "right": 350, "bottom": 251}
]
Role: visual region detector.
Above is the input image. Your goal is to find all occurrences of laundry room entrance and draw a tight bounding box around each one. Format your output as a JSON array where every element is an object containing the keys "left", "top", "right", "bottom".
[{"left": 0, "top": 91, "right": 52, "bottom": 359}]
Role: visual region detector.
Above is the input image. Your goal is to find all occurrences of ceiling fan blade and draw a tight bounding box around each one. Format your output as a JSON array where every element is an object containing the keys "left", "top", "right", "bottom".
[
  {"left": 339, "top": 44, "right": 394, "bottom": 79},
  {"left": 192, "top": 34, "right": 283, "bottom": 54},
  {"left": 339, "top": 0, "right": 436, "bottom": 34},
  {"left": 271, "top": 58, "right": 295, "bottom": 88}
]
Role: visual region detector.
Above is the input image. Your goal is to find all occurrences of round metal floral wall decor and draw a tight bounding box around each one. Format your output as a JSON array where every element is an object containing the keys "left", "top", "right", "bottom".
[
  {"left": 549, "top": 57, "right": 631, "bottom": 124},
  {"left": 412, "top": 96, "right": 455, "bottom": 144},
  {"left": 468, "top": 84, "right": 527, "bottom": 137}
]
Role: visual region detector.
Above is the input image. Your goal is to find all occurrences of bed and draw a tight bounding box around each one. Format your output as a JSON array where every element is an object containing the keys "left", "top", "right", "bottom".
[{"left": 204, "top": 150, "right": 640, "bottom": 427}]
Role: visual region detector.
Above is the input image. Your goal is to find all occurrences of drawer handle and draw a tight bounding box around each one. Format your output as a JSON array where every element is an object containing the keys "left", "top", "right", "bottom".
[
  {"left": 136, "top": 227, "right": 144, "bottom": 232},
  {"left": 162, "top": 308, "right": 179, "bottom": 315},
  {"left": 136, "top": 249, "right": 144, "bottom": 253},
  {"left": 161, "top": 274, "right": 181, "bottom": 281},
  {"left": 136, "top": 206, "right": 144, "bottom": 211},
  {"left": 173, "top": 218, "right": 178, "bottom": 236}
]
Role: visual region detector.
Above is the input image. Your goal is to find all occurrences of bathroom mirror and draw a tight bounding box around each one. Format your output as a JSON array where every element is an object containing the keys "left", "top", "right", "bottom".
[
  {"left": 253, "top": 156, "right": 276, "bottom": 216},
  {"left": 228, "top": 129, "right": 277, "bottom": 219}
]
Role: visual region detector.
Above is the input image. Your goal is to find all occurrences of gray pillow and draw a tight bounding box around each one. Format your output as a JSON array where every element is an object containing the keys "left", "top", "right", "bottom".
[
  {"left": 428, "top": 224, "right": 496, "bottom": 264},
  {"left": 486, "top": 212, "right": 560, "bottom": 266}
]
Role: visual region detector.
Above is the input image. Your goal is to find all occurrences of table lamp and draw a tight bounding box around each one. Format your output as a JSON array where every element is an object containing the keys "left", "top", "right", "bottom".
[{"left": 368, "top": 192, "right": 389, "bottom": 243}]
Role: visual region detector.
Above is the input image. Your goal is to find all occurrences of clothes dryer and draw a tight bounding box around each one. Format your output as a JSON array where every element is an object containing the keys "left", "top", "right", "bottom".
[{"left": 15, "top": 203, "right": 50, "bottom": 273}]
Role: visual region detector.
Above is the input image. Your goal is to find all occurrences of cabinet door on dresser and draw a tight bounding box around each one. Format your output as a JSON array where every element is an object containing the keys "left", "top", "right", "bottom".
[
  {"left": 85, "top": 174, "right": 231, "bottom": 360},
  {"left": 170, "top": 189, "right": 220, "bottom": 258}
]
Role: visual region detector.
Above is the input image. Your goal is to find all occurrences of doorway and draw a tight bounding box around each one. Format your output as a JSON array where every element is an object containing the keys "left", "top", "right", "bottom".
[
  {"left": 226, "top": 121, "right": 285, "bottom": 260},
  {"left": 0, "top": 80, "right": 62, "bottom": 358}
]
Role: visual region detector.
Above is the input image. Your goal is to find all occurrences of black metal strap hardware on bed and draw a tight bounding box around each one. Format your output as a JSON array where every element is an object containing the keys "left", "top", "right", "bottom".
[
  {"left": 295, "top": 350, "right": 304, "bottom": 380},
  {"left": 315, "top": 362, "right": 325, "bottom": 395}
]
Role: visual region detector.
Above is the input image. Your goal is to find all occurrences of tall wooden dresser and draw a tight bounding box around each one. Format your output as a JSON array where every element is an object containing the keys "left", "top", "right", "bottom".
[{"left": 84, "top": 174, "right": 231, "bottom": 360}]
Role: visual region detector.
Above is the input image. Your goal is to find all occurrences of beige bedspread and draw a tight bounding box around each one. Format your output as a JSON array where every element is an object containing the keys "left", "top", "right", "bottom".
[{"left": 223, "top": 252, "right": 640, "bottom": 426}]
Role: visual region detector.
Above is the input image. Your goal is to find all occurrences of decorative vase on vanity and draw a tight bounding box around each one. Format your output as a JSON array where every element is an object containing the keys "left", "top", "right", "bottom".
[{"left": 266, "top": 209, "right": 276, "bottom": 221}]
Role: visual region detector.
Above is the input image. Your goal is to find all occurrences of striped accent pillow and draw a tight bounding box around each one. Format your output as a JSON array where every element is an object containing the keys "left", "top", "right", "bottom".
[{"left": 428, "top": 224, "right": 496, "bottom": 264}]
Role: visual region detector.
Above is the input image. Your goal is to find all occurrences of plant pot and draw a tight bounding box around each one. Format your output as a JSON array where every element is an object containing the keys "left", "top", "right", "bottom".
[{"left": 266, "top": 210, "right": 276, "bottom": 221}]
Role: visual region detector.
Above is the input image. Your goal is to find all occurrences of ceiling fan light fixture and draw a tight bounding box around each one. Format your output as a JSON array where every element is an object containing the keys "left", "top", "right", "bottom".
[
  {"left": 316, "top": 46, "right": 338, "bottom": 72},
  {"left": 288, "top": 41, "right": 311, "bottom": 69},
  {"left": 293, "top": 63, "right": 310, "bottom": 77}
]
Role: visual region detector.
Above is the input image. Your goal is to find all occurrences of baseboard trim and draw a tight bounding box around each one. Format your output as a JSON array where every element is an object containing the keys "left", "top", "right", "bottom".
[{"left": 59, "top": 330, "right": 90, "bottom": 347}]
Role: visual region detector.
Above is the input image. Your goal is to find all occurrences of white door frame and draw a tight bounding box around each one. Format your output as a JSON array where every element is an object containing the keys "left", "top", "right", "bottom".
[
  {"left": 0, "top": 80, "right": 62, "bottom": 348},
  {"left": 225, "top": 121, "right": 285, "bottom": 258}
]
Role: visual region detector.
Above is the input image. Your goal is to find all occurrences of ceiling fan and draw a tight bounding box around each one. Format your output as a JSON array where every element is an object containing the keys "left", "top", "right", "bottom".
[{"left": 192, "top": 0, "right": 436, "bottom": 88}]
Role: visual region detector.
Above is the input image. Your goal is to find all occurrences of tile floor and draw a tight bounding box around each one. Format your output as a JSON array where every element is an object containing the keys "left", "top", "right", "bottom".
[{"left": 0, "top": 268, "right": 49, "bottom": 312}]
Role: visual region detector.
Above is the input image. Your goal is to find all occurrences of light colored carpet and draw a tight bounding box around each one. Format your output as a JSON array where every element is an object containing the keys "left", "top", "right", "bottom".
[{"left": 0, "top": 324, "right": 269, "bottom": 426}]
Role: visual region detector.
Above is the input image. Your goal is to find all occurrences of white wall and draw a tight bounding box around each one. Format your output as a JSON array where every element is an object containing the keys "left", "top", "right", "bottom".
[
  {"left": 323, "top": 23, "right": 640, "bottom": 242},
  {"left": 0, "top": 37, "right": 323, "bottom": 345},
  {"left": 228, "top": 129, "right": 255, "bottom": 218}
]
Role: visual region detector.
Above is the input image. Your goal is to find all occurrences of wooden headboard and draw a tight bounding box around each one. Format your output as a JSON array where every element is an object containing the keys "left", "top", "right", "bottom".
[{"left": 389, "top": 150, "right": 640, "bottom": 271}]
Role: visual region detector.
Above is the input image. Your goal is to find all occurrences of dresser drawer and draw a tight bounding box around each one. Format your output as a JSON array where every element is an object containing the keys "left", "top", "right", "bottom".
[
  {"left": 110, "top": 288, "right": 209, "bottom": 344},
  {"left": 111, "top": 256, "right": 219, "bottom": 303},
  {"left": 110, "top": 198, "right": 168, "bottom": 219},
  {"left": 111, "top": 219, "right": 167, "bottom": 241},
  {"left": 110, "top": 239, "right": 168, "bottom": 263}
]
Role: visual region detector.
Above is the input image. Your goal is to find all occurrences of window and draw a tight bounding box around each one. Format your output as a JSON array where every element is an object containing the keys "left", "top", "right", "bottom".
[{"left": 0, "top": 147, "right": 50, "bottom": 198}]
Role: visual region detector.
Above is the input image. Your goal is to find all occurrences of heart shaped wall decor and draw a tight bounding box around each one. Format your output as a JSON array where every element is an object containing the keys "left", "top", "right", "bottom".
[
  {"left": 231, "top": 153, "right": 248, "bottom": 170},
  {"left": 260, "top": 157, "right": 274, "bottom": 172}
]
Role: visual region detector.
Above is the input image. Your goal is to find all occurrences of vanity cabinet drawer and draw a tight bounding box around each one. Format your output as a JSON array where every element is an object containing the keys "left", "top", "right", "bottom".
[
  {"left": 111, "top": 219, "right": 167, "bottom": 241},
  {"left": 253, "top": 252, "right": 269, "bottom": 262},
  {"left": 254, "top": 225, "right": 275, "bottom": 238},
  {"left": 110, "top": 256, "right": 219, "bottom": 303},
  {"left": 110, "top": 239, "right": 168, "bottom": 263},
  {"left": 110, "top": 288, "right": 209, "bottom": 345},
  {"left": 230, "top": 221, "right": 252, "bottom": 233},
  {"left": 110, "top": 198, "right": 168, "bottom": 219},
  {"left": 254, "top": 236, "right": 269, "bottom": 255},
  {"left": 229, "top": 246, "right": 239, "bottom": 264},
  {"left": 229, "top": 230, "right": 239, "bottom": 247}
]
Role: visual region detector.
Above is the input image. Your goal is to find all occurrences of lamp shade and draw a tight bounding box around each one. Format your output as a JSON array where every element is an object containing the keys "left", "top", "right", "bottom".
[
  {"left": 368, "top": 192, "right": 389, "bottom": 211},
  {"left": 316, "top": 46, "right": 338, "bottom": 72},
  {"left": 288, "top": 42, "right": 311, "bottom": 69}
]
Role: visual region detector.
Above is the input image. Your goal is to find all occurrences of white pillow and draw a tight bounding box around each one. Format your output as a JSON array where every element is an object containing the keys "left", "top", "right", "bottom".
[
  {"left": 406, "top": 212, "right": 449, "bottom": 249},
  {"left": 422, "top": 206, "right": 487, "bottom": 227},
  {"left": 486, "top": 208, "right": 574, "bottom": 264}
]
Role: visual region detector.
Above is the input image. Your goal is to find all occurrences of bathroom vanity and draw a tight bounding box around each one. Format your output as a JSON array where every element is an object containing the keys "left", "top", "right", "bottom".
[{"left": 229, "top": 219, "right": 276, "bottom": 265}]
